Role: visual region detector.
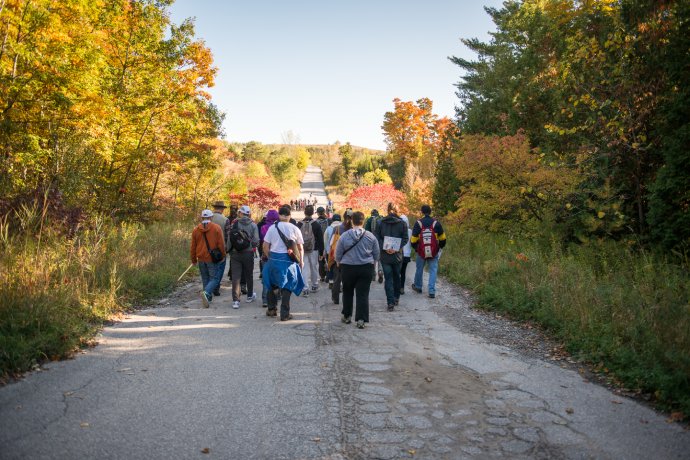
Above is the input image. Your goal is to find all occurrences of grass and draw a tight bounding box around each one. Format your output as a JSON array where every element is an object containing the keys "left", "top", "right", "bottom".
[
  {"left": 0, "top": 216, "right": 192, "bottom": 379},
  {"left": 440, "top": 229, "right": 690, "bottom": 418}
]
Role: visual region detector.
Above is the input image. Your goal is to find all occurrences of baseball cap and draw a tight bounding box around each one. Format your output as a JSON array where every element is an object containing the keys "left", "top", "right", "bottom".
[
  {"left": 239, "top": 205, "right": 251, "bottom": 215},
  {"left": 201, "top": 209, "right": 213, "bottom": 218}
]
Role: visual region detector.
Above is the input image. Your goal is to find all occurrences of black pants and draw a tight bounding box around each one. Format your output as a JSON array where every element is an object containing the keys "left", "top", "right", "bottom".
[
  {"left": 401, "top": 256, "right": 411, "bottom": 285},
  {"left": 268, "top": 287, "right": 292, "bottom": 319},
  {"left": 341, "top": 264, "right": 374, "bottom": 323},
  {"left": 231, "top": 251, "right": 254, "bottom": 301},
  {"left": 319, "top": 257, "right": 327, "bottom": 281},
  {"left": 331, "top": 265, "right": 342, "bottom": 303}
]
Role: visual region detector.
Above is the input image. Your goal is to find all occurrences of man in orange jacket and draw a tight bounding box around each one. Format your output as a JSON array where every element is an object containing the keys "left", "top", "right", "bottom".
[{"left": 191, "top": 209, "right": 226, "bottom": 307}]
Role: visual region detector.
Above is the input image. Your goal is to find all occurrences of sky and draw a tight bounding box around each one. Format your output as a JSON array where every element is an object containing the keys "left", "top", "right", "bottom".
[{"left": 168, "top": 0, "right": 503, "bottom": 150}]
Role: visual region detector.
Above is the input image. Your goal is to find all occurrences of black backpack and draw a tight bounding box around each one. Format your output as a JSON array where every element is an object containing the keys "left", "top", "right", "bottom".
[{"left": 229, "top": 221, "right": 251, "bottom": 251}]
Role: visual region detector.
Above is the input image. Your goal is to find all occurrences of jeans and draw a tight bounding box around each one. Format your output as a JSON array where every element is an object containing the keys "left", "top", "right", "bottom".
[
  {"left": 231, "top": 251, "right": 254, "bottom": 301},
  {"left": 303, "top": 250, "right": 319, "bottom": 288},
  {"left": 382, "top": 261, "right": 402, "bottom": 306},
  {"left": 341, "top": 264, "right": 374, "bottom": 322},
  {"left": 212, "top": 259, "right": 226, "bottom": 295},
  {"left": 199, "top": 260, "right": 223, "bottom": 300},
  {"left": 400, "top": 256, "right": 411, "bottom": 286},
  {"left": 414, "top": 254, "right": 439, "bottom": 295}
]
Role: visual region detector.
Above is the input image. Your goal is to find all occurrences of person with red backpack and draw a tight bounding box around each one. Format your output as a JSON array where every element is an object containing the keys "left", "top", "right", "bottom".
[{"left": 410, "top": 204, "right": 447, "bottom": 299}]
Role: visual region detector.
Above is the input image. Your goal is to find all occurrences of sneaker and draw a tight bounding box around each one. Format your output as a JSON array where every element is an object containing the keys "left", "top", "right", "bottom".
[
  {"left": 213, "top": 290, "right": 221, "bottom": 297},
  {"left": 328, "top": 281, "right": 333, "bottom": 289},
  {"left": 311, "top": 285, "right": 318, "bottom": 292},
  {"left": 232, "top": 301, "right": 240, "bottom": 309},
  {"left": 200, "top": 291, "right": 210, "bottom": 308},
  {"left": 394, "top": 298, "right": 400, "bottom": 306},
  {"left": 266, "top": 308, "right": 277, "bottom": 317},
  {"left": 280, "top": 314, "right": 293, "bottom": 321},
  {"left": 378, "top": 271, "right": 384, "bottom": 283},
  {"left": 341, "top": 315, "right": 351, "bottom": 324},
  {"left": 302, "top": 290, "right": 310, "bottom": 297},
  {"left": 241, "top": 285, "right": 248, "bottom": 295},
  {"left": 262, "top": 303, "right": 268, "bottom": 308},
  {"left": 428, "top": 293, "right": 435, "bottom": 299},
  {"left": 400, "top": 287, "right": 405, "bottom": 295},
  {"left": 387, "top": 304, "right": 395, "bottom": 312},
  {"left": 246, "top": 293, "right": 256, "bottom": 303},
  {"left": 356, "top": 320, "right": 365, "bottom": 329},
  {"left": 411, "top": 284, "right": 422, "bottom": 294}
]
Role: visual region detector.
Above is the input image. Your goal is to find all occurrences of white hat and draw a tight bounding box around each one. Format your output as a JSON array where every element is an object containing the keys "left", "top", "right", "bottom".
[
  {"left": 239, "top": 205, "right": 251, "bottom": 215},
  {"left": 201, "top": 209, "right": 213, "bottom": 218}
]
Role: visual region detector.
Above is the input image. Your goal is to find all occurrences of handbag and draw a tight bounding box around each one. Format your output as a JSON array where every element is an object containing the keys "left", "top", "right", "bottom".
[
  {"left": 202, "top": 232, "right": 224, "bottom": 263},
  {"left": 274, "top": 222, "right": 302, "bottom": 265}
]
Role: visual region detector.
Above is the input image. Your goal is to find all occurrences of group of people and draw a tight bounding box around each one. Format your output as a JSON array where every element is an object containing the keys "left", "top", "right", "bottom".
[
  {"left": 190, "top": 199, "right": 447, "bottom": 328},
  {"left": 290, "top": 196, "right": 318, "bottom": 211}
]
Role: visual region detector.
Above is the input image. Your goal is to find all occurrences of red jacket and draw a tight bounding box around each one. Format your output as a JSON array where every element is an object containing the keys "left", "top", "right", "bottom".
[{"left": 191, "top": 222, "right": 226, "bottom": 264}]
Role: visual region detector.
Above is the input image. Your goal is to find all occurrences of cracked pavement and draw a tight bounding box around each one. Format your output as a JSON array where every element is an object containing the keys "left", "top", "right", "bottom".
[{"left": 1, "top": 167, "right": 689, "bottom": 459}]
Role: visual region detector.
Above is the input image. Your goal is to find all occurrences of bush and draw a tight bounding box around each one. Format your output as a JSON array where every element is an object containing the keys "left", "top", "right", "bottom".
[{"left": 441, "top": 228, "right": 690, "bottom": 416}]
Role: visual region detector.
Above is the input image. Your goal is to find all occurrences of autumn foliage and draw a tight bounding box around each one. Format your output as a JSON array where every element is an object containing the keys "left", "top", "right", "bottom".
[{"left": 345, "top": 184, "right": 406, "bottom": 213}]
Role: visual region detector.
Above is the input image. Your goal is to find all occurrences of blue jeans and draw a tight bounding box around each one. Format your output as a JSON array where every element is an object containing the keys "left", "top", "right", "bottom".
[
  {"left": 382, "top": 261, "right": 402, "bottom": 306},
  {"left": 414, "top": 255, "right": 439, "bottom": 295},
  {"left": 199, "top": 260, "right": 223, "bottom": 300}
]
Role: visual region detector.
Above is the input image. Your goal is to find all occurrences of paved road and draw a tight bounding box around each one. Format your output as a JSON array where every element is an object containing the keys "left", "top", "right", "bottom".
[{"left": 1, "top": 166, "right": 689, "bottom": 459}]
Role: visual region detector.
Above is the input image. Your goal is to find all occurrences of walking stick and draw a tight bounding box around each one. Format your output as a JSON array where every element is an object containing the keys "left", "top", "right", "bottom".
[{"left": 177, "top": 263, "right": 195, "bottom": 282}]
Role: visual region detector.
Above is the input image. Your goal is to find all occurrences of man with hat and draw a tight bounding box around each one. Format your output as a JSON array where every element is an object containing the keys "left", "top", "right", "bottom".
[
  {"left": 227, "top": 205, "right": 260, "bottom": 309},
  {"left": 191, "top": 209, "right": 226, "bottom": 307},
  {"left": 210, "top": 201, "right": 228, "bottom": 296}
]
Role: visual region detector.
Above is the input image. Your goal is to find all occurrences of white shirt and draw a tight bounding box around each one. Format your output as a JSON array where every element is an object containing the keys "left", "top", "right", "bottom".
[{"left": 263, "top": 221, "right": 304, "bottom": 253}]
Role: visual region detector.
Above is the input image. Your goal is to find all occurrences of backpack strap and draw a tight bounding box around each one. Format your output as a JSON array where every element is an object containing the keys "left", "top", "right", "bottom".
[{"left": 341, "top": 230, "right": 365, "bottom": 257}]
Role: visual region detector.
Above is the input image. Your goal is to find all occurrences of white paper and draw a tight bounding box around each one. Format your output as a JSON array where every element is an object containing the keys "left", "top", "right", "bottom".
[{"left": 383, "top": 236, "right": 402, "bottom": 251}]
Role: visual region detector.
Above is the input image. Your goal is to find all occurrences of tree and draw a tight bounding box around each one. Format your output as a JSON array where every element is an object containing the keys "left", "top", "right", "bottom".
[
  {"left": 345, "top": 184, "right": 406, "bottom": 213},
  {"left": 381, "top": 98, "right": 451, "bottom": 187},
  {"left": 338, "top": 142, "right": 353, "bottom": 178},
  {"left": 453, "top": 132, "right": 579, "bottom": 236}
]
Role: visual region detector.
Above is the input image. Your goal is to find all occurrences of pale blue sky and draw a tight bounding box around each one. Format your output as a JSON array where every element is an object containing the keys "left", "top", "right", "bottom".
[{"left": 168, "top": 0, "right": 503, "bottom": 150}]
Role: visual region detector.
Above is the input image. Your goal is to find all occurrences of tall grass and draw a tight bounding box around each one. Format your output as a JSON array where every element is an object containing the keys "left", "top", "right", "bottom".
[
  {"left": 0, "top": 213, "right": 192, "bottom": 378},
  {"left": 441, "top": 229, "right": 690, "bottom": 416}
]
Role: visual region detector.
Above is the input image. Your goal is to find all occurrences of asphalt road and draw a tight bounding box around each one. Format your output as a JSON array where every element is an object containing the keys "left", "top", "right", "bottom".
[{"left": 1, "top": 166, "right": 688, "bottom": 459}]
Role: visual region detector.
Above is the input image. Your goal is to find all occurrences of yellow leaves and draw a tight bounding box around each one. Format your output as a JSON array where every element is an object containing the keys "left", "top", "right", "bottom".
[{"left": 597, "top": 211, "right": 606, "bottom": 219}]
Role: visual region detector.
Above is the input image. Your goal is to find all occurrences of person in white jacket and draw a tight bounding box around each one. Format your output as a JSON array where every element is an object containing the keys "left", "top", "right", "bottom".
[{"left": 399, "top": 214, "right": 413, "bottom": 295}]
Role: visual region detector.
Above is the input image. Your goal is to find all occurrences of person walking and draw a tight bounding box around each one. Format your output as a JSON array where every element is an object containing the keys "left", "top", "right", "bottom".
[
  {"left": 364, "top": 209, "right": 383, "bottom": 283},
  {"left": 227, "top": 205, "right": 260, "bottom": 308},
  {"left": 375, "top": 202, "right": 408, "bottom": 311},
  {"left": 328, "top": 210, "right": 353, "bottom": 305},
  {"left": 262, "top": 205, "right": 305, "bottom": 321},
  {"left": 410, "top": 204, "right": 447, "bottom": 299},
  {"left": 324, "top": 213, "right": 342, "bottom": 289},
  {"left": 335, "top": 211, "right": 380, "bottom": 329},
  {"left": 190, "top": 209, "right": 226, "bottom": 308},
  {"left": 210, "top": 201, "right": 228, "bottom": 296},
  {"left": 259, "top": 209, "right": 279, "bottom": 307},
  {"left": 315, "top": 207, "right": 330, "bottom": 282},
  {"left": 298, "top": 205, "right": 324, "bottom": 296},
  {"left": 399, "top": 214, "right": 413, "bottom": 295}
]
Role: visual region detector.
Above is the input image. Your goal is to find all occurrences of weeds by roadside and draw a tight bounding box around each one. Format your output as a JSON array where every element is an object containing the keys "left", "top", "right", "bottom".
[
  {"left": 0, "top": 211, "right": 193, "bottom": 379},
  {"left": 440, "top": 229, "right": 690, "bottom": 419}
]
